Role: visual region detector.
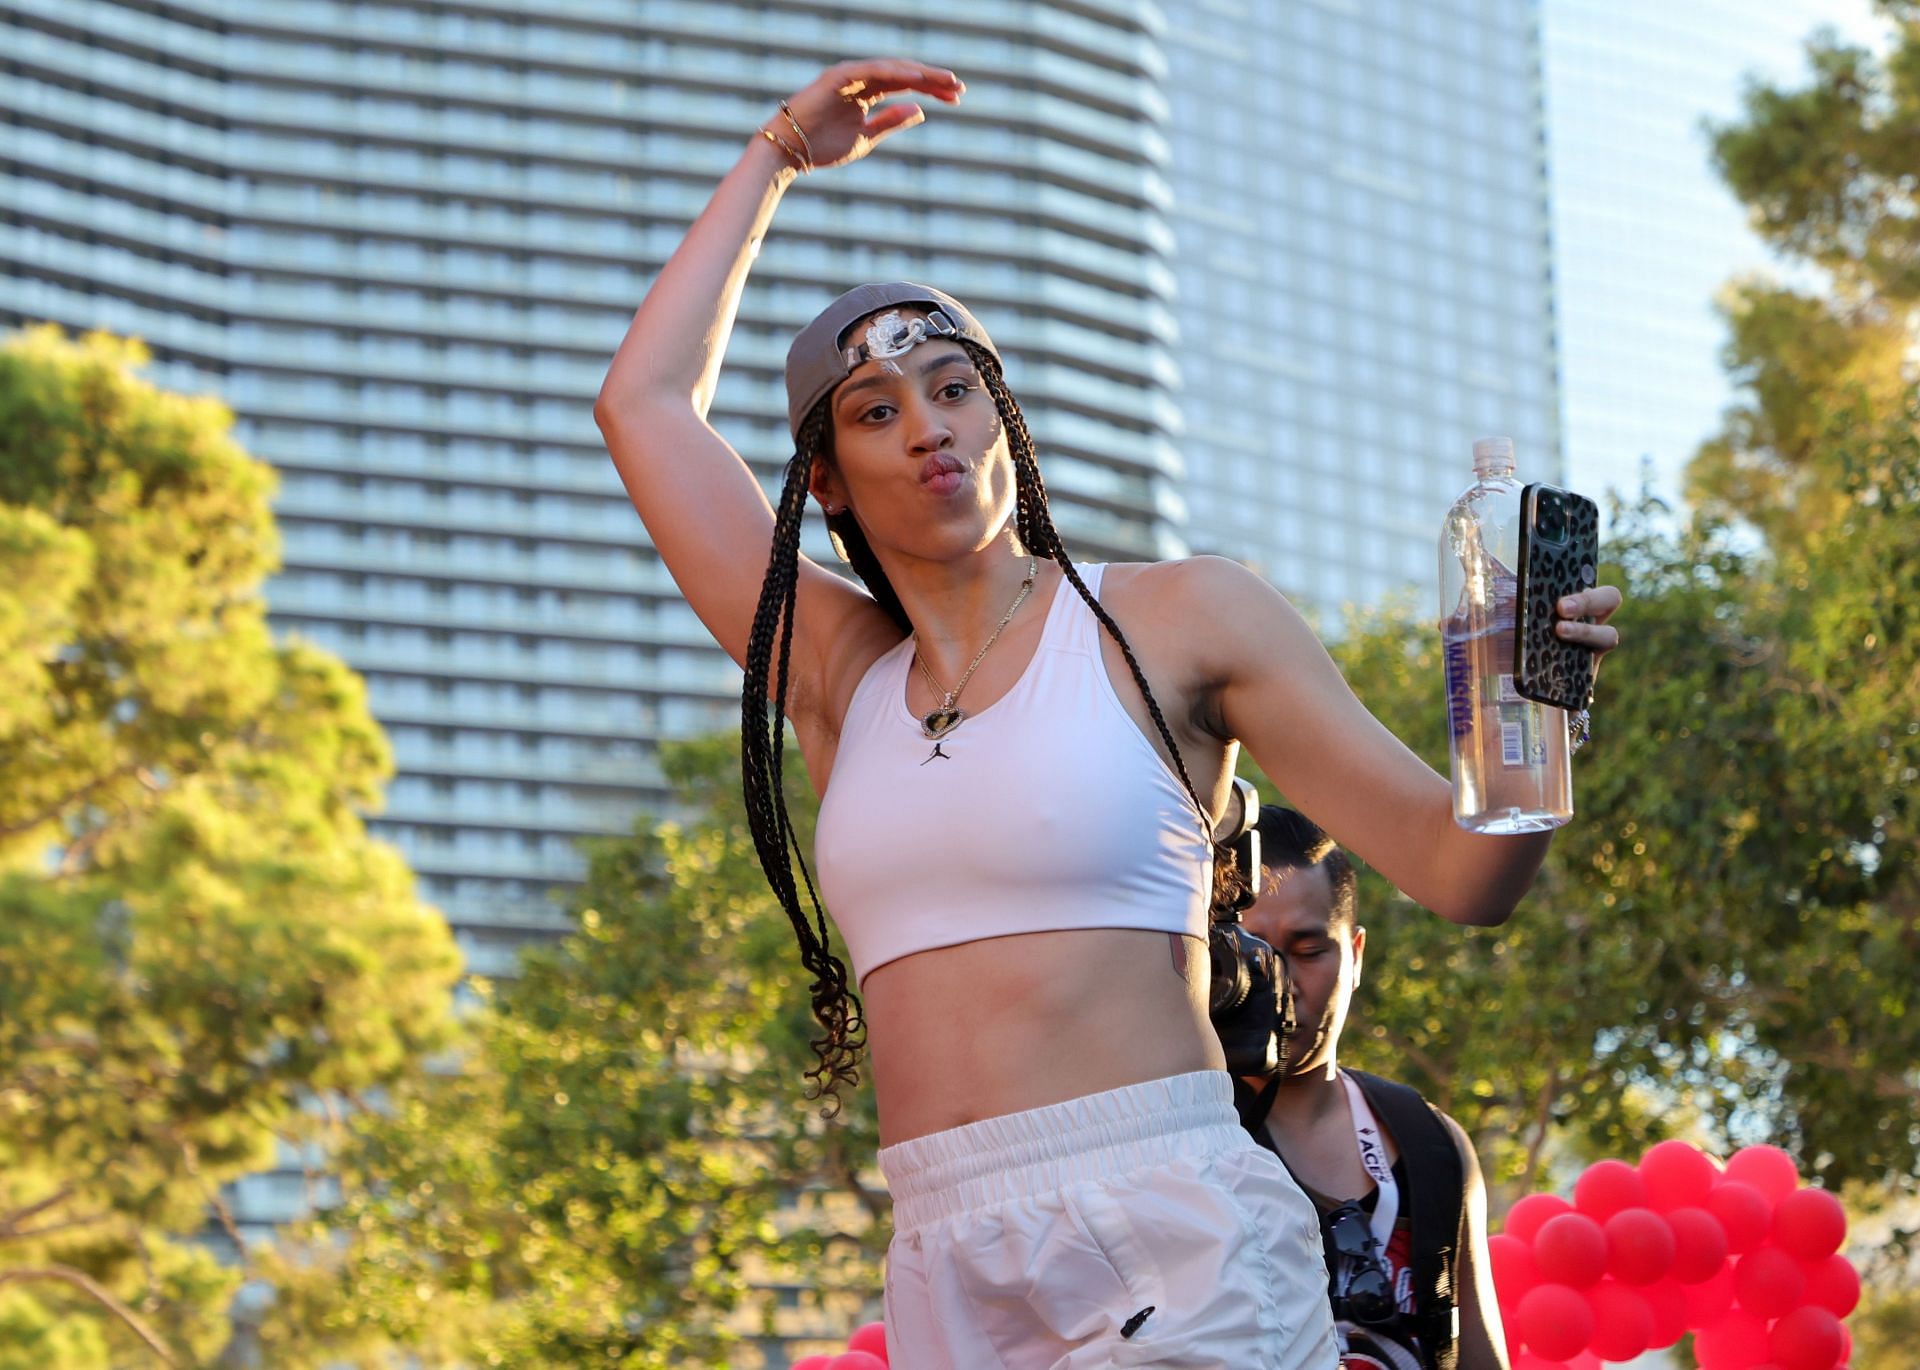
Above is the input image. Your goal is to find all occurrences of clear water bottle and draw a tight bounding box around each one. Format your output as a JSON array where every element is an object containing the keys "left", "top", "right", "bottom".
[{"left": 1439, "top": 437, "right": 1572, "bottom": 833}]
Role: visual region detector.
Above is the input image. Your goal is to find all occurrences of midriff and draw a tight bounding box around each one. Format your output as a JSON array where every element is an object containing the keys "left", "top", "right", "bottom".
[{"left": 862, "top": 925, "right": 1224, "bottom": 1147}]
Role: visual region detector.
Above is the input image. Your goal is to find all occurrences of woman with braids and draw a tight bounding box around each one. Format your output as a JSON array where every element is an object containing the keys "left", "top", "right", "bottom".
[{"left": 595, "top": 59, "right": 1621, "bottom": 1368}]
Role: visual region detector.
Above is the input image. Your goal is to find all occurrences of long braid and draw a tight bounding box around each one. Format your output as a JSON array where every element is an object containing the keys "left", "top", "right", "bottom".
[
  {"left": 960, "top": 342, "right": 1221, "bottom": 863},
  {"left": 741, "top": 424, "right": 863, "bottom": 1114}
]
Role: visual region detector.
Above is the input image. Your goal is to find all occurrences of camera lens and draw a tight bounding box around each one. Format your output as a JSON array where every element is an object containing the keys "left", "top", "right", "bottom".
[
  {"left": 1538, "top": 492, "right": 1569, "bottom": 544},
  {"left": 1208, "top": 930, "right": 1254, "bottom": 1015}
]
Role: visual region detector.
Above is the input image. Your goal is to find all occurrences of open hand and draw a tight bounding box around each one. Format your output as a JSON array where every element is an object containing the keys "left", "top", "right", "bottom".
[{"left": 769, "top": 59, "right": 964, "bottom": 170}]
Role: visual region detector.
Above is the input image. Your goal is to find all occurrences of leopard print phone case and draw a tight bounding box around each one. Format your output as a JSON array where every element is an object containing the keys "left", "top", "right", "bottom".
[{"left": 1515, "top": 484, "right": 1600, "bottom": 712}]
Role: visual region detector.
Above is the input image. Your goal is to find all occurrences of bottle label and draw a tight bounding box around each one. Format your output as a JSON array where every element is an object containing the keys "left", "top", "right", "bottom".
[
  {"left": 1443, "top": 633, "right": 1475, "bottom": 739},
  {"left": 1443, "top": 585, "right": 1544, "bottom": 768}
]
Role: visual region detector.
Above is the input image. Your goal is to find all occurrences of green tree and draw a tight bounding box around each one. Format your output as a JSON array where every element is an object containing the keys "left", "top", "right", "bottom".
[
  {"left": 0, "top": 327, "right": 462, "bottom": 1366},
  {"left": 1321, "top": 0, "right": 1920, "bottom": 1234},
  {"left": 1324, "top": 472, "right": 1917, "bottom": 1201},
  {"left": 1697, "top": 18, "right": 1920, "bottom": 1353},
  {"left": 1691, "top": 0, "right": 1919, "bottom": 554},
  {"left": 255, "top": 736, "right": 886, "bottom": 1368}
]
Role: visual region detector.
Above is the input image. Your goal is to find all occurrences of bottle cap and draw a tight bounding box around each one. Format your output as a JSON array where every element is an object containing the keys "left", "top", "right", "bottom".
[{"left": 1472, "top": 436, "right": 1516, "bottom": 475}]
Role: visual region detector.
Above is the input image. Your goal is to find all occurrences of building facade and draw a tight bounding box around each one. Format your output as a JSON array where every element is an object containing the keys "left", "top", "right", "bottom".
[
  {"left": 1161, "top": 0, "right": 1564, "bottom": 615},
  {"left": 1541, "top": 0, "right": 1883, "bottom": 511},
  {"left": 0, "top": 0, "right": 1184, "bottom": 970}
]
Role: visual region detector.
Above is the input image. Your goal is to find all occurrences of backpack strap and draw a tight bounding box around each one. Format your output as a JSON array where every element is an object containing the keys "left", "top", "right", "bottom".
[
  {"left": 1233, "top": 1073, "right": 1282, "bottom": 1145},
  {"left": 1349, "top": 1070, "right": 1465, "bottom": 1370}
]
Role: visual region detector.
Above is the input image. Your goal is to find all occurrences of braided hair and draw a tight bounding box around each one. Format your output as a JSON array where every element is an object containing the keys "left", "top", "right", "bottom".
[{"left": 741, "top": 338, "right": 1225, "bottom": 1114}]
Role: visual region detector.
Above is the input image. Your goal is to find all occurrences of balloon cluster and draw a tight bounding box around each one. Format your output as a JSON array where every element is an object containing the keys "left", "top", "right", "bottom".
[
  {"left": 791, "top": 1320, "right": 889, "bottom": 1370},
  {"left": 1491, "top": 1142, "right": 1860, "bottom": 1369}
]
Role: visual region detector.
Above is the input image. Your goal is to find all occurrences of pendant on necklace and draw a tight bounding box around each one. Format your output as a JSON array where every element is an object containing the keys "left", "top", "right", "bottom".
[{"left": 921, "top": 707, "right": 965, "bottom": 739}]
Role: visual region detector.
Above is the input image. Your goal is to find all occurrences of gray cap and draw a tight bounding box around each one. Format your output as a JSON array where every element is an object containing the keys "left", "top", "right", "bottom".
[{"left": 783, "top": 281, "right": 998, "bottom": 441}]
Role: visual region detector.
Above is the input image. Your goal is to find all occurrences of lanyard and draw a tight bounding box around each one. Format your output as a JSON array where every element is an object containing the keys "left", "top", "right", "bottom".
[{"left": 1342, "top": 1071, "right": 1399, "bottom": 1252}]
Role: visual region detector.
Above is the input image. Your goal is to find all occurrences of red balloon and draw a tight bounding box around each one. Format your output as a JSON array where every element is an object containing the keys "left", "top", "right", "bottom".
[
  {"left": 1666, "top": 1204, "right": 1732, "bottom": 1283},
  {"left": 847, "top": 1323, "right": 889, "bottom": 1361},
  {"left": 1575, "top": 1158, "right": 1650, "bottom": 1221},
  {"left": 1709, "top": 1180, "right": 1776, "bottom": 1254},
  {"left": 1838, "top": 1320, "right": 1853, "bottom": 1363},
  {"left": 1725, "top": 1144, "right": 1801, "bottom": 1204},
  {"left": 1489, "top": 1232, "right": 1541, "bottom": 1304},
  {"left": 1642, "top": 1277, "right": 1688, "bottom": 1350},
  {"left": 1604, "top": 1206, "right": 1676, "bottom": 1285},
  {"left": 1639, "top": 1139, "right": 1720, "bottom": 1211},
  {"left": 1736, "top": 1245, "right": 1808, "bottom": 1317},
  {"left": 1585, "top": 1279, "right": 1654, "bottom": 1362},
  {"left": 1803, "top": 1252, "right": 1861, "bottom": 1317},
  {"left": 1506, "top": 1192, "right": 1574, "bottom": 1244},
  {"left": 1773, "top": 1186, "right": 1847, "bottom": 1261},
  {"left": 1696, "top": 1308, "right": 1772, "bottom": 1370},
  {"left": 790, "top": 1360, "right": 834, "bottom": 1370},
  {"left": 1682, "top": 1265, "right": 1737, "bottom": 1327},
  {"left": 1517, "top": 1282, "right": 1595, "bottom": 1362},
  {"left": 1770, "top": 1305, "right": 1845, "bottom": 1370},
  {"left": 1534, "top": 1211, "right": 1609, "bottom": 1289},
  {"left": 829, "top": 1355, "right": 889, "bottom": 1370}
]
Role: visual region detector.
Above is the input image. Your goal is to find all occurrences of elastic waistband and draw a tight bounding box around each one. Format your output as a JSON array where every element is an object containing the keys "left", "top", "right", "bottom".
[{"left": 879, "top": 1070, "right": 1249, "bottom": 1233}]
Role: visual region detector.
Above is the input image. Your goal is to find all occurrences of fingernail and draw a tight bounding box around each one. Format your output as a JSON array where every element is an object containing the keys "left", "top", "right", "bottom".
[{"left": 1559, "top": 596, "right": 1578, "bottom": 613}]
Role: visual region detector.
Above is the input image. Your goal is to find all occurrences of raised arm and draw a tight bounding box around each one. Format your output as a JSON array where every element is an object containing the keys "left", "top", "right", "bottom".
[
  {"left": 1186, "top": 557, "right": 1620, "bottom": 925},
  {"left": 593, "top": 59, "right": 963, "bottom": 687}
]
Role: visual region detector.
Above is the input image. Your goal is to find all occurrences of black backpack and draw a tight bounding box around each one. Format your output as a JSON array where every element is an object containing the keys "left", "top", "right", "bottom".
[{"left": 1235, "top": 1070, "right": 1465, "bottom": 1370}]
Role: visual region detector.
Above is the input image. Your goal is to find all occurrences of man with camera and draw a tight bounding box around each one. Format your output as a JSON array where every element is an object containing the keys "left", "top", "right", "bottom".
[{"left": 1212, "top": 801, "right": 1507, "bottom": 1370}]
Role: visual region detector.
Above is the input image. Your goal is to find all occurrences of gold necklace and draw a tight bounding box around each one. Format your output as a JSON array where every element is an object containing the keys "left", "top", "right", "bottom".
[{"left": 912, "top": 557, "right": 1039, "bottom": 739}]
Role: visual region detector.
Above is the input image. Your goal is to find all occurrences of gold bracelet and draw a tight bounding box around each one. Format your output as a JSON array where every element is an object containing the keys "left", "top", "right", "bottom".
[
  {"left": 758, "top": 126, "right": 808, "bottom": 173},
  {"left": 779, "top": 101, "right": 816, "bottom": 169}
]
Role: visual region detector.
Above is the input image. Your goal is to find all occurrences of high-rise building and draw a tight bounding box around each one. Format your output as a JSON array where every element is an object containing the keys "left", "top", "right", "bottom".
[
  {"left": 1542, "top": 0, "right": 1883, "bottom": 511},
  {"left": 1161, "top": 0, "right": 1564, "bottom": 615},
  {"left": 0, "top": 0, "right": 1181, "bottom": 967}
]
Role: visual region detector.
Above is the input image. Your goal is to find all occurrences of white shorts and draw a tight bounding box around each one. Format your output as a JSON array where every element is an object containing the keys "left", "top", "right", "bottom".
[{"left": 879, "top": 1070, "right": 1339, "bottom": 1369}]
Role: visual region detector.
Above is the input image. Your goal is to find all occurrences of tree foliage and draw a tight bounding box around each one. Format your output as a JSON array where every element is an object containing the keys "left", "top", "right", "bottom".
[
  {"left": 1327, "top": 461, "right": 1917, "bottom": 1202},
  {"left": 1690, "top": 1, "right": 1920, "bottom": 553},
  {"left": 255, "top": 736, "right": 886, "bottom": 1368},
  {"left": 0, "top": 327, "right": 462, "bottom": 1366},
  {"left": 1328, "top": 5, "right": 1920, "bottom": 1214},
  {"left": 1285, "top": 15, "right": 1920, "bottom": 1363}
]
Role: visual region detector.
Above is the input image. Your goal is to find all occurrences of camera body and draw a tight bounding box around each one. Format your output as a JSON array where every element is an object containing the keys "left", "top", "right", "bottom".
[{"left": 1207, "top": 778, "right": 1296, "bottom": 1077}]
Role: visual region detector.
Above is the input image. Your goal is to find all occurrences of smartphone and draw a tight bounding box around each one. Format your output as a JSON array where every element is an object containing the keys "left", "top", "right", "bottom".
[{"left": 1514, "top": 482, "right": 1601, "bottom": 712}]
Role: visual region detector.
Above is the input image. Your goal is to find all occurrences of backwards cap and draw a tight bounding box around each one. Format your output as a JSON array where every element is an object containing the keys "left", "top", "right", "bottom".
[{"left": 783, "top": 281, "right": 998, "bottom": 441}]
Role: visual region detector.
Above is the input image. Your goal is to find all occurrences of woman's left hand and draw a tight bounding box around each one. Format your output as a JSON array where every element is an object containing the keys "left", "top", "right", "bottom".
[{"left": 1555, "top": 585, "right": 1623, "bottom": 667}]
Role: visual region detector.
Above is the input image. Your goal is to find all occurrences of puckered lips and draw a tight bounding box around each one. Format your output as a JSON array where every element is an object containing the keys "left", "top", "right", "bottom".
[{"left": 918, "top": 452, "right": 967, "bottom": 496}]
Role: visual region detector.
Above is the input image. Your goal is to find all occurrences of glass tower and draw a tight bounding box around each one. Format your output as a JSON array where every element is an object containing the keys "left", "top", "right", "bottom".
[
  {"left": 0, "top": 0, "right": 1183, "bottom": 983},
  {"left": 1542, "top": 0, "right": 1884, "bottom": 511},
  {"left": 1160, "top": 0, "right": 1564, "bottom": 615}
]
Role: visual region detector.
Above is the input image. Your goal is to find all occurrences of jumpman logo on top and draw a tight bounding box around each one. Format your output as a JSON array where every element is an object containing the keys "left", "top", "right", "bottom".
[{"left": 921, "top": 742, "right": 953, "bottom": 765}]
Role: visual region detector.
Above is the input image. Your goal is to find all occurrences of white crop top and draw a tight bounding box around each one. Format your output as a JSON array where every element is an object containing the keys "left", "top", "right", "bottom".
[{"left": 813, "top": 564, "right": 1213, "bottom": 985}]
